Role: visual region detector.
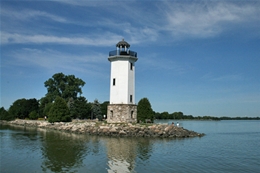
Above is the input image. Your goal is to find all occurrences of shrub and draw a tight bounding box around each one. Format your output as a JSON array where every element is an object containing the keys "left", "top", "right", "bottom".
[
  {"left": 48, "top": 96, "right": 71, "bottom": 123},
  {"left": 0, "top": 107, "right": 15, "bottom": 121},
  {"left": 29, "top": 111, "right": 38, "bottom": 120},
  {"left": 137, "top": 98, "right": 154, "bottom": 123}
]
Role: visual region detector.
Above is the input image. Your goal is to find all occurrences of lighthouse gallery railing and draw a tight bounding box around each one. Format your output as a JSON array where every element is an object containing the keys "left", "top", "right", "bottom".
[{"left": 109, "top": 50, "right": 137, "bottom": 57}]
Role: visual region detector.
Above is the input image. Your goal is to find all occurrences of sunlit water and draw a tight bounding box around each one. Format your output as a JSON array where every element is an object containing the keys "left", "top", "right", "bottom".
[{"left": 1, "top": 120, "right": 259, "bottom": 173}]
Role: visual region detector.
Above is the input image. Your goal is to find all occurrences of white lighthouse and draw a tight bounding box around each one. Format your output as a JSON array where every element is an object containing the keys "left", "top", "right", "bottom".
[{"left": 107, "top": 39, "right": 138, "bottom": 123}]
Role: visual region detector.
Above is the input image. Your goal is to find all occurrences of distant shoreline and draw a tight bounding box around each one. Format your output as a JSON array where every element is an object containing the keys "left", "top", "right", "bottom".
[{"left": 155, "top": 118, "right": 260, "bottom": 121}]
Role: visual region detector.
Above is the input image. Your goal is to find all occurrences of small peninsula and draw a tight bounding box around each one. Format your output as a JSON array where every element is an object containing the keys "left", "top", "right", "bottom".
[{"left": 1, "top": 119, "right": 204, "bottom": 138}]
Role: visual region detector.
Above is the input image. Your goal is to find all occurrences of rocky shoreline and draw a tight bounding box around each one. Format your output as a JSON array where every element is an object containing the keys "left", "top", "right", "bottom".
[{"left": 0, "top": 119, "right": 205, "bottom": 138}]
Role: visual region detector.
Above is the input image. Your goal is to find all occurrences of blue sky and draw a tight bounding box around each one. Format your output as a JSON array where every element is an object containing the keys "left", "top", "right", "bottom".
[{"left": 1, "top": 0, "right": 260, "bottom": 117}]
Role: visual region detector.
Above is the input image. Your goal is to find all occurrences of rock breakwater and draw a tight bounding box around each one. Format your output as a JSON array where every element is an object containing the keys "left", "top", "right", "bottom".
[{"left": 1, "top": 119, "right": 204, "bottom": 138}]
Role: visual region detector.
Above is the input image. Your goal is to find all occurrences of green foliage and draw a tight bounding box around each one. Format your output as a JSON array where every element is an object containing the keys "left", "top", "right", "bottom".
[
  {"left": 217, "top": 116, "right": 260, "bottom": 120},
  {"left": 48, "top": 96, "right": 71, "bottom": 123},
  {"left": 0, "top": 107, "right": 14, "bottom": 121},
  {"left": 137, "top": 98, "right": 154, "bottom": 123},
  {"left": 172, "top": 112, "right": 184, "bottom": 119},
  {"left": 154, "top": 111, "right": 191, "bottom": 120},
  {"left": 8, "top": 98, "right": 39, "bottom": 119},
  {"left": 29, "top": 110, "right": 38, "bottom": 120},
  {"left": 38, "top": 96, "right": 52, "bottom": 117},
  {"left": 69, "top": 96, "right": 91, "bottom": 119},
  {"left": 156, "top": 111, "right": 184, "bottom": 119},
  {"left": 8, "top": 98, "right": 27, "bottom": 119},
  {"left": 160, "top": 111, "right": 169, "bottom": 119},
  {"left": 91, "top": 99, "right": 102, "bottom": 121},
  {"left": 154, "top": 112, "right": 161, "bottom": 119},
  {"left": 44, "top": 73, "right": 85, "bottom": 102},
  {"left": 101, "top": 101, "right": 109, "bottom": 117},
  {"left": 43, "top": 102, "right": 53, "bottom": 118},
  {"left": 154, "top": 112, "right": 260, "bottom": 120}
]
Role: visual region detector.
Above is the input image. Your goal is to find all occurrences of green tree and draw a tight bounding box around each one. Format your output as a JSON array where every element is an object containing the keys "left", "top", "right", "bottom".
[
  {"left": 70, "top": 96, "right": 91, "bottom": 119},
  {"left": 91, "top": 99, "right": 102, "bottom": 121},
  {"left": 43, "top": 102, "right": 53, "bottom": 118},
  {"left": 29, "top": 110, "right": 38, "bottom": 120},
  {"left": 0, "top": 107, "right": 14, "bottom": 121},
  {"left": 39, "top": 96, "right": 52, "bottom": 117},
  {"left": 154, "top": 112, "right": 161, "bottom": 119},
  {"left": 8, "top": 98, "right": 39, "bottom": 119},
  {"left": 8, "top": 98, "right": 27, "bottom": 119},
  {"left": 27, "top": 98, "right": 39, "bottom": 113},
  {"left": 170, "top": 112, "right": 184, "bottom": 119},
  {"left": 48, "top": 96, "right": 71, "bottom": 123},
  {"left": 137, "top": 98, "right": 154, "bottom": 123},
  {"left": 44, "top": 73, "right": 85, "bottom": 102},
  {"left": 101, "top": 101, "right": 109, "bottom": 117},
  {"left": 183, "top": 114, "right": 194, "bottom": 119},
  {"left": 161, "top": 111, "right": 169, "bottom": 119}
]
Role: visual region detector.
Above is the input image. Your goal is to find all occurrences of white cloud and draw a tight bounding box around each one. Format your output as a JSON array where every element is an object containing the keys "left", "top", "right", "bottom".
[
  {"left": 1, "top": 27, "right": 158, "bottom": 46},
  {"left": 52, "top": 0, "right": 110, "bottom": 7},
  {"left": 211, "top": 74, "right": 244, "bottom": 82},
  {"left": 125, "top": 27, "right": 158, "bottom": 45},
  {"left": 1, "top": 8, "right": 67, "bottom": 23},
  {"left": 1, "top": 32, "right": 123, "bottom": 46},
  {"left": 1, "top": 2, "right": 158, "bottom": 45},
  {"left": 5, "top": 48, "right": 108, "bottom": 77},
  {"left": 201, "top": 73, "right": 244, "bottom": 82},
  {"left": 163, "top": 1, "right": 260, "bottom": 38},
  {"left": 140, "top": 53, "right": 187, "bottom": 75},
  {"left": 28, "top": 10, "right": 67, "bottom": 23},
  {"left": 1, "top": 1, "right": 259, "bottom": 47}
]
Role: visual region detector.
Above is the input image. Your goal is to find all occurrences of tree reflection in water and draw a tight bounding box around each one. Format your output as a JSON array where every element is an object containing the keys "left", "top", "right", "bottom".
[
  {"left": 40, "top": 129, "right": 89, "bottom": 173},
  {"left": 40, "top": 129, "right": 155, "bottom": 173},
  {"left": 10, "top": 126, "right": 157, "bottom": 173},
  {"left": 2, "top": 125, "right": 156, "bottom": 173}
]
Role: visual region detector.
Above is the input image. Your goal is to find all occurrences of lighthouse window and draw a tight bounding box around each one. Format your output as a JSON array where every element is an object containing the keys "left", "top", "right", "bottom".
[
  {"left": 113, "top": 78, "right": 116, "bottom": 86},
  {"left": 130, "top": 63, "right": 133, "bottom": 70},
  {"left": 130, "top": 95, "right": 133, "bottom": 103}
]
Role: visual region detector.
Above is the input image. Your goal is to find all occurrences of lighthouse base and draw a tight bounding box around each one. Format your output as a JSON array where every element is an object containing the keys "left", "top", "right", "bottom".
[{"left": 107, "top": 104, "right": 137, "bottom": 123}]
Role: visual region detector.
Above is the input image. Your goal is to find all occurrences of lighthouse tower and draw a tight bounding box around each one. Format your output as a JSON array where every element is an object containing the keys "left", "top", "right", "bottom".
[{"left": 107, "top": 39, "right": 138, "bottom": 123}]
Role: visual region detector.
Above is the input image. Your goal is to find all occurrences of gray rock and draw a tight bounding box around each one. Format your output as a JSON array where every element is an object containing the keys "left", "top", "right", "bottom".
[{"left": 1, "top": 119, "right": 205, "bottom": 138}]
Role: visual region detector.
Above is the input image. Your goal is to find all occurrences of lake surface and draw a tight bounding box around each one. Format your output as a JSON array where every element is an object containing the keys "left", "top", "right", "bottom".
[{"left": 1, "top": 120, "right": 259, "bottom": 173}]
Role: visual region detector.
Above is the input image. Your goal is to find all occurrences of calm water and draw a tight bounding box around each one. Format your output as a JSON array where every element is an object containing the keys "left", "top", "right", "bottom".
[{"left": 0, "top": 120, "right": 259, "bottom": 173}]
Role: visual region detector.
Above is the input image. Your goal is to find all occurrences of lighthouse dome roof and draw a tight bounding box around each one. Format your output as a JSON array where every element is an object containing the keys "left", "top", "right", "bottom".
[{"left": 116, "top": 39, "right": 130, "bottom": 48}]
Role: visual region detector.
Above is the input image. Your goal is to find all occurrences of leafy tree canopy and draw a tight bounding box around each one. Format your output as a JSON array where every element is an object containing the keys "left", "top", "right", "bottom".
[
  {"left": 155, "top": 111, "right": 184, "bottom": 120},
  {"left": 69, "top": 96, "right": 91, "bottom": 119},
  {"left": 29, "top": 110, "right": 39, "bottom": 120},
  {"left": 101, "top": 101, "right": 109, "bottom": 117},
  {"left": 43, "top": 102, "right": 53, "bottom": 118},
  {"left": 38, "top": 96, "right": 52, "bottom": 117},
  {"left": 137, "top": 98, "right": 154, "bottom": 123},
  {"left": 8, "top": 98, "right": 39, "bottom": 119},
  {"left": 44, "top": 73, "right": 85, "bottom": 102},
  {"left": 92, "top": 99, "right": 102, "bottom": 121},
  {"left": 48, "top": 96, "right": 71, "bottom": 123},
  {"left": 0, "top": 107, "right": 14, "bottom": 121}
]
